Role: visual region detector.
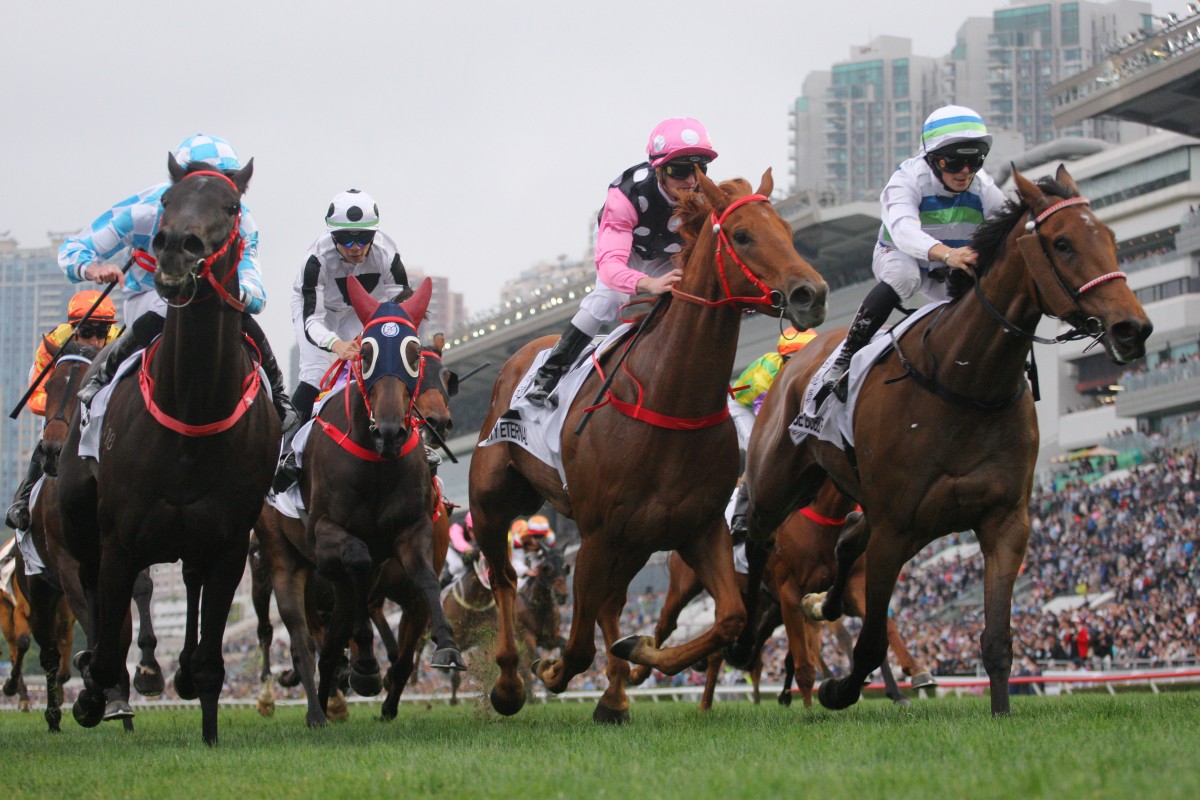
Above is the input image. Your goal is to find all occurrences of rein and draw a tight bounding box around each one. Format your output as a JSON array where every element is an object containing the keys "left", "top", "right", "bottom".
[
  {"left": 670, "top": 193, "right": 784, "bottom": 312},
  {"left": 139, "top": 334, "right": 264, "bottom": 436},
  {"left": 131, "top": 170, "right": 247, "bottom": 312},
  {"left": 583, "top": 343, "right": 729, "bottom": 430}
]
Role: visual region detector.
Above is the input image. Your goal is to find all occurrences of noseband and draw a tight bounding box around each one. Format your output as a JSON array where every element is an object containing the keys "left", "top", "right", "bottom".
[
  {"left": 131, "top": 170, "right": 246, "bottom": 312},
  {"left": 671, "top": 193, "right": 785, "bottom": 312}
]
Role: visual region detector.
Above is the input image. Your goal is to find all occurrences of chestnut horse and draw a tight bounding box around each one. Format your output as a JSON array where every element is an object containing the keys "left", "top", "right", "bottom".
[
  {"left": 1, "top": 542, "right": 35, "bottom": 712},
  {"left": 470, "top": 170, "right": 828, "bottom": 722},
  {"left": 252, "top": 333, "right": 458, "bottom": 720},
  {"left": 57, "top": 157, "right": 281, "bottom": 744},
  {"left": 442, "top": 541, "right": 569, "bottom": 705},
  {"left": 742, "top": 166, "right": 1151, "bottom": 716}
]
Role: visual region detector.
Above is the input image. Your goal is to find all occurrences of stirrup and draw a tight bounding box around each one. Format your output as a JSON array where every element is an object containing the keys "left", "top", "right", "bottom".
[
  {"left": 271, "top": 453, "right": 300, "bottom": 495},
  {"left": 5, "top": 501, "right": 29, "bottom": 531}
]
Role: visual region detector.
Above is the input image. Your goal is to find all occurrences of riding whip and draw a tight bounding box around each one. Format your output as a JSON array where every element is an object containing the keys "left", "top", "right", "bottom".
[
  {"left": 574, "top": 293, "right": 669, "bottom": 437},
  {"left": 8, "top": 259, "right": 131, "bottom": 419}
]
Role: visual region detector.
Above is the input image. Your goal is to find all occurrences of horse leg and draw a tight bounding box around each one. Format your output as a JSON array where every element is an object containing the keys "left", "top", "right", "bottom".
[
  {"left": 272, "top": 558, "right": 325, "bottom": 727},
  {"left": 370, "top": 596, "right": 400, "bottom": 666},
  {"left": 593, "top": 588, "right": 637, "bottom": 724},
  {"left": 172, "top": 567, "right": 203, "bottom": 701},
  {"left": 804, "top": 514, "right": 871, "bottom": 624},
  {"left": 1, "top": 611, "right": 30, "bottom": 712},
  {"left": 817, "top": 528, "right": 905, "bottom": 712},
  {"left": 130, "top": 569, "right": 164, "bottom": 697},
  {"left": 396, "top": 538, "right": 463, "bottom": 673},
  {"left": 380, "top": 583, "right": 428, "bottom": 721},
  {"left": 977, "top": 511, "right": 1031, "bottom": 716},
  {"left": 838, "top": 557, "right": 907, "bottom": 706},
  {"left": 613, "top": 523, "right": 745, "bottom": 675},
  {"left": 475, "top": 524, "right": 529, "bottom": 715},
  {"left": 778, "top": 650, "right": 795, "bottom": 707},
  {"left": 189, "top": 537, "right": 251, "bottom": 746},
  {"left": 778, "top": 576, "right": 818, "bottom": 708},
  {"left": 629, "top": 553, "right": 702, "bottom": 686},
  {"left": 724, "top": 538, "right": 768, "bottom": 670},
  {"left": 249, "top": 549, "right": 276, "bottom": 717},
  {"left": 315, "top": 523, "right": 383, "bottom": 698},
  {"left": 72, "top": 545, "right": 139, "bottom": 729},
  {"left": 885, "top": 618, "right": 937, "bottom": 692}
]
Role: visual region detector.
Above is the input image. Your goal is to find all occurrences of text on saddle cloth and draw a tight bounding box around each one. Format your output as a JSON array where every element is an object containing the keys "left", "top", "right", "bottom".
[
  {"left": 789, "top": 302, "right": 947, "bottom": 451},
  {"left": 480, "top": 323, "right": 634, "bottom": 487}
]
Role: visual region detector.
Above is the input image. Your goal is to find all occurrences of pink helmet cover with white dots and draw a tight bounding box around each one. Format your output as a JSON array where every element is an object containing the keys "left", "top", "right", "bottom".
[{"left": 646, "top": 117, "right": 718, "bottom": 167}]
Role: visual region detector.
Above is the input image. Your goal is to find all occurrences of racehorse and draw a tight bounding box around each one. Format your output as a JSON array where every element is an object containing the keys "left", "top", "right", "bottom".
[
  {"left": 252, "top": 331, "right": 458, "bottom": 721},
  {"left": 442, "top": 541, "right": 569, "bottom": 706},
  {"left": 1, "top": 543, "right": 35, "bottom": 712},
  {"left": 741, "top": 166, "right": 1151, "bottom": 716},
  {"left": 57, "top": 156, "right": 281, "bottom": 744},
  {"left": 469, "top": 170, "right": 828, "bottom": 722}
]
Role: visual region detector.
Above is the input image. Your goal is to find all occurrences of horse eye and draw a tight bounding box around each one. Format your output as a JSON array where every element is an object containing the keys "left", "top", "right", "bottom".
[
  {"left": 733, "top": 230, "right": 752, "bottom": 246},
  {"left": 227, "top": 203, "right": 239, "bottom": 215},
  {"left": 1053, "top": 237, "right": 1073, "bottom": 255}
]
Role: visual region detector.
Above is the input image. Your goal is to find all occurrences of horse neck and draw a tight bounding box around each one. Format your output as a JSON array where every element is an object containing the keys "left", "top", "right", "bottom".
[
  {"left": 927, "top": 235, "right": 1042, "bottom": 402},
  {"left": 624, "top": 249, "right": 744, "bottom": 417},
  {"left": 152, "top": 303, "right": 246, "bottom": 421}
]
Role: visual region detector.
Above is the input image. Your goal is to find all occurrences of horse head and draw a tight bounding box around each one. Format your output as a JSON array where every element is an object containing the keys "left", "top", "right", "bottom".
[
  {"left": 348, "top": 275, "right": 433, "bottom": 459},
  {"left": 39, "top": 340, "right": 97, "bottom": 477},
  {"left": 1007, "top": 165, "right": 1152, "bottom": 364},
  {"left": 416, "top": 332, "right": 457, "bottom": 445},
  {"left": 153, "top": 155, "right": 254, "bottom": 306},
  {"left": 532, "top": 541, "right": 569, "bottom": 605},
  {"left": 675, "top": 169, "right": 828, "bottom": 330}
]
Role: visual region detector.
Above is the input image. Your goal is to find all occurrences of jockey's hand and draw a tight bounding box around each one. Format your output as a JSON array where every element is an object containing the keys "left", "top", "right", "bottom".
[
  {"left": 637, "top": 268, "right": 683, "bottom": 296},
  {"left": 331, "top": 340, "right": 360, "bottom": 361},
  {"left": 943, "top": 247, "right": 979, "bottom": 271},
  {"left": 84, "top": 263, "right": 123, "bottom": 284}
]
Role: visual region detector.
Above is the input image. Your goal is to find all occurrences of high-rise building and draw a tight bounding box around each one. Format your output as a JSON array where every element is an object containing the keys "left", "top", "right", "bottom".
[{"left": 406, "top": 268, "right": 465, "bottom": 339}]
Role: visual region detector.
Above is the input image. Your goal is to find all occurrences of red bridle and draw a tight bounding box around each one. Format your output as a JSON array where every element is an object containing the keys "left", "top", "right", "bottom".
[
  {"left": 131, "top": 170, "right": 247, "bottom": 312},
  {"left": 670, "top": 193, "right": 779, "bottom": 310}
]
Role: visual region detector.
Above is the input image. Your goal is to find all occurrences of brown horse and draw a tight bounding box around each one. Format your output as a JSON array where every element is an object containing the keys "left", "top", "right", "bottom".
[
  {"left": 742, "top": 166, "right": 1151, "bottom": 716},
  {"left": 442, "top": 541, "right": 569, "bottom": 705},
  {"left": 470, "top": 170, "right": 828, "bottom": 722},
  {"left": 252, "top": 333, "right": 458, "bottom": 721},
  {"left": 57, "top": 157, "right": 281, "bottom": 744},
  {"left": 1, "top": 543, "right": 35, "bottom": 712}
]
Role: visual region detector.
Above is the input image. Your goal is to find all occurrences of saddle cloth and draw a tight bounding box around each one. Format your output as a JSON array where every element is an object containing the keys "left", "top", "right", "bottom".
[
  {"left": 789, "top": 301, "right": 947, "bottom": 451},
  {"left": 479, "top": 323, "right": 633, "bottom": 488},
  {"left": 14, "top": 476, "right": 48, "bottom": 576},
  {"left": 264, "top": 375, "right": 346, "bottom": 519},
  {"left": 79, "top": 344, "right": 271, "bottom": 462},
  {"left": 0, "top": 539, "right": 17, "bottom": 597}
]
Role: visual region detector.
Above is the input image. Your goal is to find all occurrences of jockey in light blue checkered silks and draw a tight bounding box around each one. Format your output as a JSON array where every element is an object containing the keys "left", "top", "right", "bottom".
[{"left": 60, "top": 133, "right": 298, "bottom": 434}]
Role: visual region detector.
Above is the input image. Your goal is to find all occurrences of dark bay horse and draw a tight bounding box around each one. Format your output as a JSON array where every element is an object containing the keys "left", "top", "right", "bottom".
[
  {"left": 253, "top": 323, "right": 458, "bottom": 724},
  {"left": 252, "top": 332, "right": 458, "bottom": 720},
  {"left": 57, "top": 157, "right": 281, "bottom": 744},
  {"left": 743, "top": 166, "right": 1151, "bottom": 716},
  {"left": 470, "top": 170, "right": 828, "bottom": 722},
  {"left": 442, "top": 542, "right": 569, "bottom": 705}
]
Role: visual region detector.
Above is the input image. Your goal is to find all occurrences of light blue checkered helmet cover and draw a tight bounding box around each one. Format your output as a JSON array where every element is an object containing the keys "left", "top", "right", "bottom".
[{"left": 172, "top": 134, "right": 241, "bottom": 172}]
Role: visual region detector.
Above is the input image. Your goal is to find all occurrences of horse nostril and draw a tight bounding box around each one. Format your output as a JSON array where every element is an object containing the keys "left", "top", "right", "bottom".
[
  {"left": 152, "top": 232, "right": 167, "bottom": 251},
  {"left": 183, "top": 234, "right": 206, "bottom": 257}
]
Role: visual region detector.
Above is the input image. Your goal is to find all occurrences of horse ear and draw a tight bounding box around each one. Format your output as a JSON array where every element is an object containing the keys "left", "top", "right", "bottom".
[
  {"left": 346, "top": 274, "right": 382, "bottom": 325},
  {"left": 756, "top": 168, "right": 774, "bottom": 198},
  {"left": 167, "top": 152, "right": 187, "bottom": 183},
  {"left": 432, "top": 332, "right": 445, "bottom": 353},
  {"left": 1055, "top": 163, "right": 1081, "bottom": 198},
  {"left": 230, "top": 158, "right": 253, "bottom": 194},
  {"left": 400, "top": 278, "right": 434, "bottom": 328},
  {"left": 1011, "top": 166, "right": 1046, "bottom": 210},
  {"left": 697, "top": 169, "right": 727, "bottom": 215}
]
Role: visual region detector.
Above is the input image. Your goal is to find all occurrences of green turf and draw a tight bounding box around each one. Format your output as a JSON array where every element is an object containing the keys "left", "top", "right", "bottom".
[{"left": 1, "top": 693, "right": 1196, "bottom": 799}]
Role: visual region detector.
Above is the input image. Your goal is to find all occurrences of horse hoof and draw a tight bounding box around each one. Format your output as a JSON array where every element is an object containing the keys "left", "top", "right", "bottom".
[
  {"left": 73, "top": 650, "right": 93, "bottom": 682},
  {"left": 911, "top": 671, "right": 938, "bottom": 690},
  {"left": 430, "top": 647, "right": 467, "bottom": 672},
  {"left": 19, "top": 699, "right": 32, "bottom": 713},
  {"left": 349, "top": 667, "right": 383, "bottom": 697},
  {"left": 72, "top": 691, "right": 105, "bottom": 728},
  {"left": 103, "top": 700, "right": 134, "bottom": 722},
  {"left": 610, "top": 634, "right": 651, "bottom": 663},
  {"left": 723, "top": 641, "right": 756, "bottom": 671},
  {"left": 133, "top": 665, "right": 165, "bottom": 697},
  {"left": 173, "top": 669, "right": 198, "bottom": 700},
  {"left": 306, "top": 710, "right": 329, "bottom": 729},
  {"left": 277, "top": 669, "right": 301, "bottom": 688},
  {"left": 892, "top": 695, "right": 913, "bottom": 708},
  {"left": 592, "top": 702, "right": 630, "bottom": 725},
  {"left": 801, "top": 593, "right": 827, "bottom": 621},
  {"left": 46, "top": 706, "right": 62, "bottom": 732},
  {"left": 489, "top": 686, "right": 526, "bottom": 717},
  {"left": 2, "top": 677, "right": 16, "bottom": 696},
  {"left": 256, "top": 699, "right": 276, "bottom": 718},
  {"left": 778, "top": 692, "right": 793, "bottom": 708},
  {"left": 817, "top": 679, "right": 857, "bottom": 711}
]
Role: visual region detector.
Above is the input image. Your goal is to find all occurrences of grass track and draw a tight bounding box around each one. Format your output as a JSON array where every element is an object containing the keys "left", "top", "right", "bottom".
[{"left": 1, "top": 693, "right": 1196, "bottom": 799}]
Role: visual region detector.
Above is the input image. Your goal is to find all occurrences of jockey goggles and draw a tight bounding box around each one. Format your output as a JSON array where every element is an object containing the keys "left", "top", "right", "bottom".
[
  {"left": 75, "top": 321, "right": 113, "bottom": 339},
  {"left": 935, "top": 153, "right": 986, "bottom": 174},
  {"left": 662, "top": 160, "right": 708, "bottom": 179},
  {"left": 332, "top": 229, "right": 377, "bottom": 248}
]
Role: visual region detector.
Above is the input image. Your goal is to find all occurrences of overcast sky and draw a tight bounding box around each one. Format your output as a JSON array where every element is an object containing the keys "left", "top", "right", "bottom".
[{"left": 2, "top": 0, "right": 1169, "bottom": 354}]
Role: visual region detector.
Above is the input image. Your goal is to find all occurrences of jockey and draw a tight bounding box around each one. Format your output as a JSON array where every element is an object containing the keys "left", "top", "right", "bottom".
[
  {"left": 5, "top": 290, "right": 121, "bottom": 530},
  {"left": 823, "top": 106, "right": 1007, "bottom": 400},
  {"left": 441, "top": 511, "right": 477, "bottom": 588},
  {"left": 726, "top": 328, "right": 816, "bottom": 538},
  {"left": 62, "top": 134, "right": 297, "bottom": 431},
  {"left": 525, "top": 117, "right": 719, "bottom": 406},
  {"left": 272, "top": 189, "right": 413, "bottom": 492},
  {"left": 511, "top": 514, "right": 555, "bottom": 586}
]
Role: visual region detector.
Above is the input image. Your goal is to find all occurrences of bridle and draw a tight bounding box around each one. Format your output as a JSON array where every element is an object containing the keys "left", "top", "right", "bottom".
[
  {"left": 669, "top": 193, "right": 785, "bottom": 313},
  {"left": 43, "top": 353, "right": 92, "bottom": 432},
  {"left": 131, "top": 170, "right": 247, "bottom": 312}
]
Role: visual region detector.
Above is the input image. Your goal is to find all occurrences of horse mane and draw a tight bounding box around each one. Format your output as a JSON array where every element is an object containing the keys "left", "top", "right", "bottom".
[
  {"left": 962, "top": 177, "right": 1078, "bottom": 300},
  {"left": 675, "top": 178, "right": 755, "bottom": 266}
]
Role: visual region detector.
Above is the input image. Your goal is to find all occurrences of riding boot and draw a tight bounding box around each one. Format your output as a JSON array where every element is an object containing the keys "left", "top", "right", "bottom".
[
  {"left": 728, "top": 482, "right": 750, "bottom": 544},
  {"left": 524, "top": 324, "right": 591, "bottom": 407},
  {"left": 243, "top": 315, "right": 298, "bottom": 435},
  {"left": 824, "top": 281, "right": 900, "bottom": 402},
  {"left": 77, "top": 332, "right": 141, "bottom": 410},
  {"left": 271, "top": 423, "right": 302, "bottom": 495},
  {"left": 5, "top": 453, "right": 44, "bottom": 530}
]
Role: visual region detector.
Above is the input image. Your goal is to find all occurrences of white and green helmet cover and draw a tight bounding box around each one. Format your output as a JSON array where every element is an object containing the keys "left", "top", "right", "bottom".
[{"left": 326, "top": 189, "right": 380, "bottom": 230}]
